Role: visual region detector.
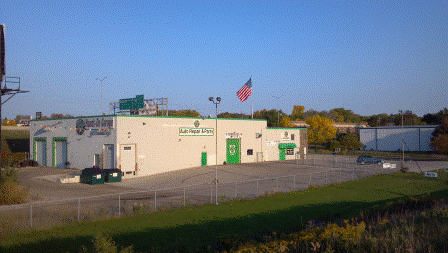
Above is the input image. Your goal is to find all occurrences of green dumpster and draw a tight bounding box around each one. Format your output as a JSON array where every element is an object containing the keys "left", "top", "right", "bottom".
[
  {"left": 80, "top": 167, "right": 104, "bottom": 185},
  {"left": 103, "top": 168, "right": 122, "bottom": 183}
]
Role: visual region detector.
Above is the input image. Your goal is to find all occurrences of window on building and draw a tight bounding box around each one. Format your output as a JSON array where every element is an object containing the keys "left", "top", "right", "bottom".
[
  {"left": 247, "top": 149, "right": 253, "bottom": 155},
  {"left": 291, "top": 134, "right": 295, "bottom": 140},
  {"left": 286, "top": 148, "right": 294, "bottom": 155}
]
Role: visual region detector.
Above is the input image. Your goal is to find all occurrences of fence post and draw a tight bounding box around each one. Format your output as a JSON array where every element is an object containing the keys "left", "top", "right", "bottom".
[
  {"left": 183, "top": 187, "right": 186, "bottom": 207},
  {"left": 154, "top": 191, "right": 157, "bottom": 212},
  {"left": 118, "top": 194, "right": 121, "bottom": 216},
  {"left": 30, "top": 204, "right": 33, "bottom": 229},
  {"left": 78, "top": 198, "right": 80, "bottom": 222}
]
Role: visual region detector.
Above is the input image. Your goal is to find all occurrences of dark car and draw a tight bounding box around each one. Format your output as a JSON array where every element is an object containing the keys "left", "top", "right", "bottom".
[{"left": 356, "top": 155, "right": 384, "bottom": 165}]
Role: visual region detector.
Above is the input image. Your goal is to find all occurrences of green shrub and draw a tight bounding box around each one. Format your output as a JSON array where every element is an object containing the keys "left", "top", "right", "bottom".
[
  {"left": 132, "top": 203, "right": 151, "bottom": 215},
  {"left": 79, "top": 234, "right": 135, "bottom": 253}
]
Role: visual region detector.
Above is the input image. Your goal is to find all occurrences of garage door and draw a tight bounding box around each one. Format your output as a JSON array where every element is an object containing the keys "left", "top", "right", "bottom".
[
  {"left": 104, "top": 144, "right": 115, "bottom": 169},
  {"left": 34, "top": 138, "right": 47, "bottom": 166},
  {"left": 53, "top": 139, "right": 67, "bottom": 168}
]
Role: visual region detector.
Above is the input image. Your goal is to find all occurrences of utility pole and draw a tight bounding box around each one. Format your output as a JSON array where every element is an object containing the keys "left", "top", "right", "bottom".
[{"left": 272, "top": 95, "right": 283, "bottom": 126}]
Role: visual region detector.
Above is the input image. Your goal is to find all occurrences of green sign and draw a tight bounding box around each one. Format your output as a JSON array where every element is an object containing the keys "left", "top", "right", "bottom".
[{"left": 119, "top": 95, "right": 144, "bottom": 110}]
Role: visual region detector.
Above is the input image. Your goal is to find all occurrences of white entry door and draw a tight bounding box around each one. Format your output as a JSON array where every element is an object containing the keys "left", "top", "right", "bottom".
[{"left": 120, "top": 144, "right": 136, "bottom": 173}]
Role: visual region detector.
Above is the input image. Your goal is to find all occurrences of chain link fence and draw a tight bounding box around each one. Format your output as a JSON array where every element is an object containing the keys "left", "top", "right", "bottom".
[{"left": 0, "top": 158, "right": 398, "bottom": 236}]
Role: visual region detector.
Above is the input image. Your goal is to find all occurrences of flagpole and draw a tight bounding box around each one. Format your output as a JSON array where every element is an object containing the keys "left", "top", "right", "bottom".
[
  {"left": 251, "top": 76, "right": 253, "bottom": 119},
  {"left": 251, "top": 97, "right": 253, "bottom": 119}
]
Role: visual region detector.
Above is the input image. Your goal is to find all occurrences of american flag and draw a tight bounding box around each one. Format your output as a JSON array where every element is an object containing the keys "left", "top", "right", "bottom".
[{"left": 236, "top": 78, "right": 252, "bottom": 102}]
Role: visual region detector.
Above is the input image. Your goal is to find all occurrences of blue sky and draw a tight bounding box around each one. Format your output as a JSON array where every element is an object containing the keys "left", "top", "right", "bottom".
[{"left": 1, "top": 0, "right": 447, "bottom": 119}]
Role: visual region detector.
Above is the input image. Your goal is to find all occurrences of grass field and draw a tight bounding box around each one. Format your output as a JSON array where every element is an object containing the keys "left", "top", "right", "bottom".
[{"left": 0, "top": 170, "right": 447, "bottom": 252}]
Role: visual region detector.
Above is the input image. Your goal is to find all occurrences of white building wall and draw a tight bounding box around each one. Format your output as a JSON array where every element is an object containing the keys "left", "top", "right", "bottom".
[
  {"left": 30, "top": 117, "right": 117, "bottom": 169},
  {"left": 360, "top": 128, "right": 376, "bottom": 150},
  {"left": 263, "top": 128, "right": 302, "bottom": 161},
  {"left": 419, "top": 128, "right": 435, "bottom": 151},
  {"left": 360, "top": 126, "right": 437, "bottom": 152},
  {"left": 30, "top": 115, "right": 307, "bottom": 177}
]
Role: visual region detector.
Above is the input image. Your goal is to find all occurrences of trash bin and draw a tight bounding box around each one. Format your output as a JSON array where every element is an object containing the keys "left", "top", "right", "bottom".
[
  {"left": 80, "top": 167, "right": 104, "bottom": 185},
  {"left": 103, "top": 168, "right": 122, "bottom": 183}
]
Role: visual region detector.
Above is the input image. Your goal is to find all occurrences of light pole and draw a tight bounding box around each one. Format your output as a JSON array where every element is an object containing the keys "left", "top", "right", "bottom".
[
  {"left": 209, "top": 97, "right": 221, "bottom": 204},
  {"left": 272, "top": 95, "right": 283, "bottom": 126},
  {"left": 96, "top": 77, "right": 107, "bottom": 115}
]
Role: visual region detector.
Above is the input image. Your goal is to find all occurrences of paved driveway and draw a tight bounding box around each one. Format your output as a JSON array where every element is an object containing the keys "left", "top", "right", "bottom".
[{"left": 14, "top": 155, "right": 448, "bottom": 203}]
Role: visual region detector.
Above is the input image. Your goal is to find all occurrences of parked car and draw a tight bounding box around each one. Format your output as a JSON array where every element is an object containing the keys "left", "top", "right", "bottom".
[{"left": 356, "top": 155, "right": 384, "bottom": 165}]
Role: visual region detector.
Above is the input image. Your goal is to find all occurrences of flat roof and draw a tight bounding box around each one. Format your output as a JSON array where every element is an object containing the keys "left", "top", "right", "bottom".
[
  {"left": 30, "top": 114, "right": 267, "bottom": 122},
  {"left": 360, "top": 125, "right": 439, "bottom": 130}
]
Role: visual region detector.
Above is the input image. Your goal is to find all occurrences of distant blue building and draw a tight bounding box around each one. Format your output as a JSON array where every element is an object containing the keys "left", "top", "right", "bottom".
[{"left": 359, "top": 125, "right": 438, "bottom": 152}]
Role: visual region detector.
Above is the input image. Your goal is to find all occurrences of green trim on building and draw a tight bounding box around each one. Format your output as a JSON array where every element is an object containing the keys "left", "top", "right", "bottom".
[
  {"left": 31, "top": 114, "right": 267, "bottom": 122},
  {"left": 33, "top": 137, "right": 46, "bottom": 162},
  {"left": 278, "top": 143, "right": 297, "bottom": 149},
  {"left": 52, "top": 137, "right": 67, "bottom": 168},
  {"left": 30, "top": 115, "right": 116, "bottom": 122},
  {"left": 266, "top": 127, "right": 307, "bottom": 130}
]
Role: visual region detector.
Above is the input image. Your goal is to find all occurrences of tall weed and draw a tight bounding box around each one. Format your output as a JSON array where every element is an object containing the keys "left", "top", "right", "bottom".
[{"left": 0, "top": 167, "right": 28, "bottom": 205}]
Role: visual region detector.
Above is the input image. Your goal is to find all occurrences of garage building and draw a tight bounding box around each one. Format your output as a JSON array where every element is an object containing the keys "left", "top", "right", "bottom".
[{"left": 30, "top": 115, "right": 307, "bottom": 177}]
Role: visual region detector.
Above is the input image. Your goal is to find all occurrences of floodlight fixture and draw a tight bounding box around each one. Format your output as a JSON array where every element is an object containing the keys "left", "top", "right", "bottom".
[{"left": 217, "top": 97, "right": 221, "bottom": 102}]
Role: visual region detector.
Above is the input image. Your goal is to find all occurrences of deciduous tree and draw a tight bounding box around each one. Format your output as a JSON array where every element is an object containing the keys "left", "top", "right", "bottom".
[
  {"left": 291, "top": 105, "right": 305, "bottom": 120},
  {"left": 431, "top": 117, "right": 448, "bottom": 155},
  {"left": 305, "top": 115, "right": 337, "bottom": 146},
  {"left": 338, "top": 133, "right": 363, "bottom": 151},
  {"left": 279, "top": 116, "right": 296, "bottom": 128}
]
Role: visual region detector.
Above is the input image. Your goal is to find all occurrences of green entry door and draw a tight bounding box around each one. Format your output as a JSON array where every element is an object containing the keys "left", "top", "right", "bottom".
[
  {"left": 226, "top": 139, "right": 240, "bottom": 164},
  {"left": 201, "top": 152, "right": 207, "bottom": 166},
  {"left": 279, "top": 149, "right": 286, "bottom": 160}
]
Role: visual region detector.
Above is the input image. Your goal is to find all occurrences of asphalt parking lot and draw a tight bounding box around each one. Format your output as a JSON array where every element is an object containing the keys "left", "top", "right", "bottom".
[{"left": 15, "top": 154, "right": 448, "bottom": 203}]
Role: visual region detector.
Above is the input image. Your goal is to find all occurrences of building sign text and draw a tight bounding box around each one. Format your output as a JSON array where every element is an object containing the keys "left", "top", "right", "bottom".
[{"left": 179, "top": 128, "right": 214, "bottom": 136}]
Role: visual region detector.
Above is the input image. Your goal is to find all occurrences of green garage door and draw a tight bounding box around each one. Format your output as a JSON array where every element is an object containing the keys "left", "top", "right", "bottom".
[{"left": 226, "top": 139, "right": 240, "bottom": 164}]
